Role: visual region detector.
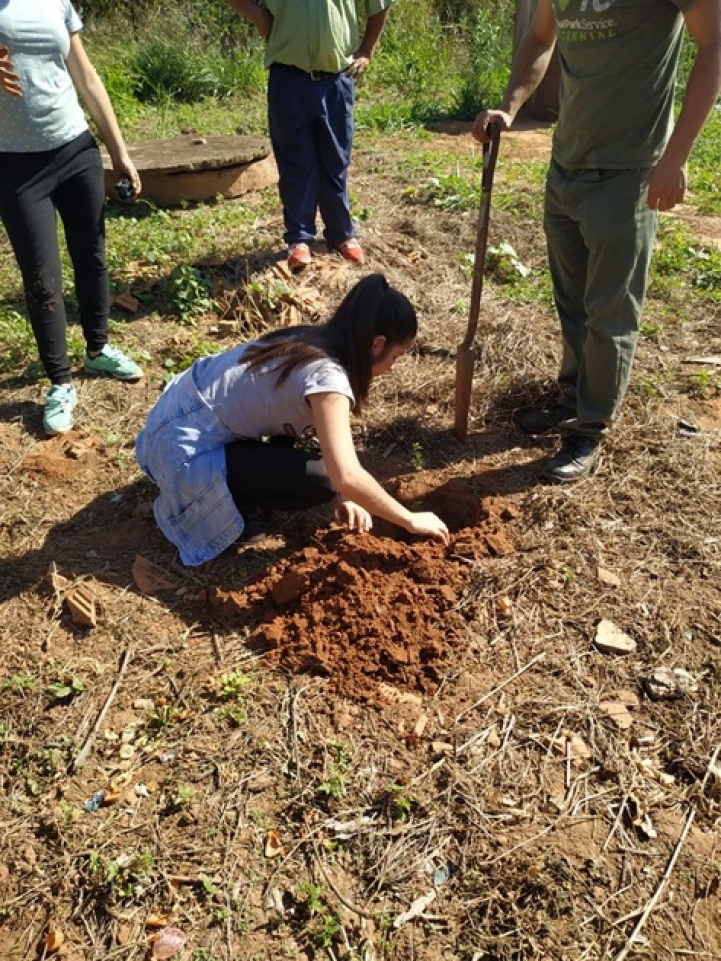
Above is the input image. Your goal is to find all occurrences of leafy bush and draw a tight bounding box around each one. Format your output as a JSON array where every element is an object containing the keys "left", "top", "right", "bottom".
[{"left": 453, "top": 7, "right": 514, "bottom": 118}]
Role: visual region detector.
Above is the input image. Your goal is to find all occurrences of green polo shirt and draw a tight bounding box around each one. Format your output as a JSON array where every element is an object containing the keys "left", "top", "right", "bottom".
[{"left": 262, "top": 0, "right": 393, "bottom": 73}]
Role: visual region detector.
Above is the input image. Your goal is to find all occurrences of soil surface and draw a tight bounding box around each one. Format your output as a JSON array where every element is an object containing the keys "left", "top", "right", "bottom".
[
  {"left": 208, "top": 489, "right": 517, "bottom": 703},
  {"left": 0, "top": 120, "right": 719, "bottom": 961}
]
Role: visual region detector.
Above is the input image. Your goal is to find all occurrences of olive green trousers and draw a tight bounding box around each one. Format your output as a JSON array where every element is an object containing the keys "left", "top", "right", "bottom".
[{"left": 544, "top": 160, "right": 659, "bottom": 439}]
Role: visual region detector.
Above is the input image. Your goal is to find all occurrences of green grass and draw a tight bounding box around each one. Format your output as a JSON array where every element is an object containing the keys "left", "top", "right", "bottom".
[
  {"left": 648, "top": 220, "right": 721, "bottom": 306},
  {"left": 687, "top": 107, "right": 721, "bottom": 215}
]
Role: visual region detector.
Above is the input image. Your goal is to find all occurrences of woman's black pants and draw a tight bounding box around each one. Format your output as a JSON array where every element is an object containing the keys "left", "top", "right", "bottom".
[
  {"left": 0, "top": 131, "right": 109, "bottom": 385},
  {"left": 224, "top": 437, "right": 336, "bottom": 512}
]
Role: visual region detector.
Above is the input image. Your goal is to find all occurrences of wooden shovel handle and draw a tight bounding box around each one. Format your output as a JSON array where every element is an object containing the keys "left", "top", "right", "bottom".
[{"left": 460, "top": 123, "right": 501, "bottom": 350}]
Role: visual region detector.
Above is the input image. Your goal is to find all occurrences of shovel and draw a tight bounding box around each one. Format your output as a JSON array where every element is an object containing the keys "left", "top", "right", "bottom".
[{"left": 453, "top": 123, "right": 501, "bottom": 442}]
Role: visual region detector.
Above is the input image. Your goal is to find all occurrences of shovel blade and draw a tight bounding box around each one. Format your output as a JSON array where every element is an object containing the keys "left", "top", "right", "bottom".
[{"left": 453, "top": 344, "right": 476, "bottom": 442}]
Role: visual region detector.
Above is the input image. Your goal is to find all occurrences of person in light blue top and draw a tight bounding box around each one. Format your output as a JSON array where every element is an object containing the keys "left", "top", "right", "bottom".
[
  {"left": 0, "top": 0, "right": 144, "bottom": 436},
  {"left": 136, "top": 274, "right": 450, "bottom": 566}
]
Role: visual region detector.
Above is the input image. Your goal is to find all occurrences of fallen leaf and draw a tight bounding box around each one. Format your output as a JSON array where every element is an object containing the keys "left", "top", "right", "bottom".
[
  {"left": 145, "top": 912, "right": 171, "bottom": 929},
  {"left": 45, "top": 926, "right": 64, "bottom": 953},
  {"left": 46, "top": 562, "right": 70, "bottom": 594},
  {"left": 264, "top": 829, "right": 285, "bottom": 858},
  {"left": 393, "top": 889, "right": 437, "bottom": 929},
  {"left": 150, "top": 926, "right": 187, "bottom": 959},
  {"left": 549, "top": 732, "right": 592, "bottom": 767},
  {"left": 378, "top": 682, "right": 423, "bottom": 708},
  {"left": 496, "top": 595, "right": 513, "bottom": 617},
  {"left": 599, "top": 700, "right": 635, "bottom": 730},
  {"left": 413, "top": 713, "right": 429, "bottom": 738}
]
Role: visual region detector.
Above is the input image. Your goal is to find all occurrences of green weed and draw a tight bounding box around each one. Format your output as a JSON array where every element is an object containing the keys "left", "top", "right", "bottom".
[
  {"left": 162, "top": 339, "right": 217, "bottom": 379},
  {"left": 0, "top": 673, "right": 36, "bottom": 693},
  {"left": 318, "top": 741, "right": 350, "bottom": 800},
  {"left": 173, "top": 785, "right": 195, "bottom": 807},
  {"left": 295, "top": 882, "right": 343, "bottom": 951},
  {"left": 168, "top": 263, "right": 217, "bottom": 321},
  {"left": 410, "top": 440, "right": 425, "bottom": 472},
  {"left": 0, "top": 308, "right": 37, "bottom": 374},
  {"left": 46, "top": 676, "right": 85, "bottom": 703}
]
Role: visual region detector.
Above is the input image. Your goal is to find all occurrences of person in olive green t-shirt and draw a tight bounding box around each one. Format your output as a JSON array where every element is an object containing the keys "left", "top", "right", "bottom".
[
  {"left": 472, "top": 0, "right": 721, "bottom": 484},
  {"left": 226, "top": 0, "right": 392, "bottom": 270}
]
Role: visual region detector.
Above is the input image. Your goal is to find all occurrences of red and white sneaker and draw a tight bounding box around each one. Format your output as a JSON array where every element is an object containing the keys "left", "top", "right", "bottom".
[
  {"left": 333, "top": 238, "right": 365, "bottom": 265},
  {"left": 288, "top": 242, "right": 311, "bottom": 271}
]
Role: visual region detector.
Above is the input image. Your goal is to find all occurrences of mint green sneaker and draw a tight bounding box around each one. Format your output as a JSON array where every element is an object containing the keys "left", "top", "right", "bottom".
[
  {"left": 84, "top": 345, "right": 143, "bottom": 381},
  {"left": 43, "top": 384, "right": 78, "bottom": 435}
]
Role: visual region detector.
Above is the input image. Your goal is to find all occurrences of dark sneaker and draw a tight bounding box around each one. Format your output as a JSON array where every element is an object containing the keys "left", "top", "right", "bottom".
[
  {"left": 543, "top": 434, "right": 601, "bottom": 484},
  {"left": 238, "top": 521, "right": 268, "bottom": 545},
  {"left": 518, "top": 403, "right": 575, "bottom": 435}
]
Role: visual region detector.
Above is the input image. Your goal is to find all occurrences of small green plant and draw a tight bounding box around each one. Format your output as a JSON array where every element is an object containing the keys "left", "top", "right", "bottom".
[
  {"left": 486, "top": 241, "right": 531, "bottom": 283},
  {"left": 687, "top": 368, "right": 719, "bottom": 398},
  {"left": 46, "top": 676, "right": 85, "bottom": 703},
  {"left": 640, "top": 320, "right": 661, "bottom": 338},
  {"left": 318, "top": 741, "right": 350, "bottom": 800},
  {"left": 296, "top": 882, "right": 342, "bottom": 950},
  {"left": 173, "top": 785, "right": 195, "bottom": 807},
  {"left": 403, "top": 173, "right": 477, "bottom": 211},
  {"left": 199, "top": 874, "right": 219, "bottom": 897},
  {"left": 163, "top": 338, "right": 216, "bottom": 379},
  {"left": 219, "top": 671, "right": 250, "bottom": 701},
  {"left": 0, "top": 673, "right": 36, "bottom": 693},
  {"left": 386, "top": 783, "right": 414, "bottom": 823},
  {"left": 215, "top": 671, "right": 250, "bottom": 726},
  {"left": 249, "top": 808, "right": 269, "bottom": 830},
  {"left": 410, "top": 440, "right": 425, "bottom": 472},
  {"left": 168, "top": 263, "right": 216, "bottom": 321},
  {"left": 144, "top": 703, "right": 180, "bottom": 736},
  {"left": 0, "top": 308, "right": 36, "bottom": 374}
]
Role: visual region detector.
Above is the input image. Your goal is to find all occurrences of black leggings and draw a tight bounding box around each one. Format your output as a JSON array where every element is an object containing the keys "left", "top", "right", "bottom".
[
  {"left": 224, "top": 438, "right": 336, "bottom": 511},
  {"left": 0, "top": 131, "right": 109, "bottom": 385}
]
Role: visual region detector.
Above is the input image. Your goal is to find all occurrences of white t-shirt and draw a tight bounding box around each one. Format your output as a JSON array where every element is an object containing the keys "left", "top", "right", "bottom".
[
  {"left": 197, "top": 341, "right": 356, "bottom": 443},
  {"left": 0, "top": 0, "right": 88, "bottom": 152}
]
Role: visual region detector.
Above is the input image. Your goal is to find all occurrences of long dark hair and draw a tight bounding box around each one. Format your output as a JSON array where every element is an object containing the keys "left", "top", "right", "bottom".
[{"left": 241, "top": 273, "right": 417, "bottom": 412}]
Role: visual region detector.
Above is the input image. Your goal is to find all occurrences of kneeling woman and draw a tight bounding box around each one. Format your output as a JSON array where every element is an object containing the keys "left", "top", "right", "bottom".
[{"left": 136, "top": 274, "right": 449, "bottom": 566}]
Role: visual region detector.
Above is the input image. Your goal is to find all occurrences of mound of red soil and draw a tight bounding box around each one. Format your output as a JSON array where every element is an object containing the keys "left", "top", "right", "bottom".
[{"left": 207, "top": 486, "right": 518, "bottom": 702}]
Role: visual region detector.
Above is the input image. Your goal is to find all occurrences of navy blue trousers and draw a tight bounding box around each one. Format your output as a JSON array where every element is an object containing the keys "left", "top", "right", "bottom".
[
  {"left": 268, "top": 63, "right": 355, "bottom": 247},
  {"left": 0, "top": 131, "right": 109, "bottom": 385}
]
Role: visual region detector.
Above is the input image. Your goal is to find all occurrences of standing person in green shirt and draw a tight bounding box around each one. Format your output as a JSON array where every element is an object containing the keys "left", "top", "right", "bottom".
[
  {"left": 473, "top": 0, "right": 721, "bottom": 483},
  {"left": 226, "top": 0, "right": 392, "bottom": 271}
]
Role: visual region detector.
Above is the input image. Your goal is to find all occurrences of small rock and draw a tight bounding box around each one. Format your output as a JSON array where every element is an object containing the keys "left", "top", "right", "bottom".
[
  {"left": 594, "top": 619, "right": 637, "bottom": 654},
  {"left": 134, "top": 698, "right": 156, "bottom": 712},
  {"left": 643, "top": 667, "right": 698, "bottom": 701}
]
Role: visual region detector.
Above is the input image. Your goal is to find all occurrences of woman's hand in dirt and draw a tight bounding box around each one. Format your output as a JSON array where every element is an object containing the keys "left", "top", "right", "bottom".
[
  {"left": 0, "top": 46, "right": 22, "bottom": 98},
  {"left": 405, "top": 511, "right": 450, "bottom": 544},
  {"left": 334, "top": 496, "right": 373, "bottom": 533}
]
